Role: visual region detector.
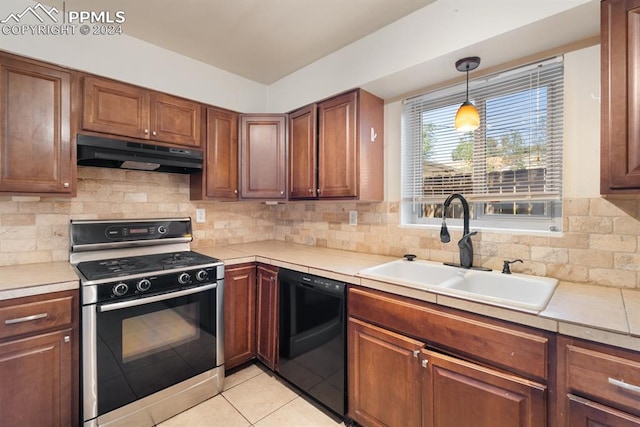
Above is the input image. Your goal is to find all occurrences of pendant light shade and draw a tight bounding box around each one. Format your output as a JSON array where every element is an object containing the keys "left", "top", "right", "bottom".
[{"left": 454, "top": 56, "right": 481, "bottom": 132}]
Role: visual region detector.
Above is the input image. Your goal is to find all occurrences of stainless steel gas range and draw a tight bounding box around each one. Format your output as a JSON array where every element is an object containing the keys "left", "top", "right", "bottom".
[{"left": 70, "top": 218, "right": 224, "bottom": 427}]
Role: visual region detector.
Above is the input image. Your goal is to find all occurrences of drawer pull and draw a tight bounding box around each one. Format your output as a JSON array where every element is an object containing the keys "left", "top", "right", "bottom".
[
  {"left": 5, "top": 312, "right": 48, "bottom": 325},
  {"left": 608, "top": 377, "right": 640, "bottom": 394}
]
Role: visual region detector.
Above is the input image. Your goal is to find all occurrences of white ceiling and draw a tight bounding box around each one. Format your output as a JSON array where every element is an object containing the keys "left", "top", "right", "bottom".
[{"left": 47, "top": 0, "right": 434, "bottom": 84}]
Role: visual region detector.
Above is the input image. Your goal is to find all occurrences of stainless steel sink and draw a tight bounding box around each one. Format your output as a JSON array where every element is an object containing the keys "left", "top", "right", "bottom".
[{"left": 357, "top": 259, "right": 558, "bottom": 313}]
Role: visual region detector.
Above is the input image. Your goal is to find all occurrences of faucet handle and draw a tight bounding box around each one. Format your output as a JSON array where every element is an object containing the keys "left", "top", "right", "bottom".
[{"left": 502, "top": 259, "right": 523, "bottom": 274}]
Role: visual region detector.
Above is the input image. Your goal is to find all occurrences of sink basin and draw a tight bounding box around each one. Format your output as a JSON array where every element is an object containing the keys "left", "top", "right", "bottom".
[
  {"left": 357, "top": 259, "right": 464, "bottom": 290},
  {"left": 441, "top": 270, "right": 558, "bottom": 312},
  {"left": 358, "top": 259, "right": 558, "bottom": 313}
]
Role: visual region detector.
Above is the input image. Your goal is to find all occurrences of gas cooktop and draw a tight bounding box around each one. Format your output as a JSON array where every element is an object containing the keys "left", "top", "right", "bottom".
[{"left": 76, "top": 251, "right": 220, "bottom": 281}]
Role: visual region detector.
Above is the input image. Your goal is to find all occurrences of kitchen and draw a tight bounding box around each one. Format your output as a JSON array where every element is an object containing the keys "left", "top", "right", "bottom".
[{"left": 1, "top": 0, "right": 639, "bottom": 426}]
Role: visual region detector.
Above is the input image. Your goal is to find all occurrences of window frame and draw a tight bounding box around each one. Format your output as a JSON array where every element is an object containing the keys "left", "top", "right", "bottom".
[{"left": 400, "top": 57, "right": 564, "bottom": 234}]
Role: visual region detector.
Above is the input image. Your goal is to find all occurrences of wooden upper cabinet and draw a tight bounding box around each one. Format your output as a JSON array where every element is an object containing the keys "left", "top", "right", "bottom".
[
  {"left": 150, "top": 93, "right": 201, "bottom": 147},
  {"left": 288, "top": 104, "right": 317, "bottom": 199},
  {"left": 191, "top": 107, "right": 239, "bottom": 200},
  {"left": 82, "top": 75, "right": 201, "bottom": 147},
  {"left": 239, "top": 114, "right": 287, "bottom": 199},
  {"left": 0, "top": 53, "right": 75, "bottom": 195},
  {"left": 289, "top": 89, "right": 384, "bottom": 201},
  {"left": 601, "top": 0, "right": 640, "bottom": 194},
  {"left": 319, "top": 91, "right": 358, "bottom": 198}
]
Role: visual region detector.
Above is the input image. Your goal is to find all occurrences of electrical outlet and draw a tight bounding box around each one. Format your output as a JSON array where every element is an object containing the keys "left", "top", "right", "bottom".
[
  {"left": 349, "top": 210, "right": 358, "bottom": 225},
  {"left": 195, "top": 208, "right": 205, "bottom": 223}
]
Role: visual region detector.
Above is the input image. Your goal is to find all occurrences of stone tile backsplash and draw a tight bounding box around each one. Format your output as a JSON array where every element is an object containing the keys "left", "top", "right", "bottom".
[
  {"left": 1, "top": 168, "right": 639, "bottom": 289},
  {"left": 273, "top": 198, "right": 640, "bottom": 289}
]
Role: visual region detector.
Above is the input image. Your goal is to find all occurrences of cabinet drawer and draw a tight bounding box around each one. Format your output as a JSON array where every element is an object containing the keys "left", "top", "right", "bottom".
[
  {"left": 0, "top": 295, "right": 73, "bottom": 340},
  {"left": 348, "top": 286, "right": 549, "bottom": 381},
  {"left": 566, "top": 343, "right": 640, "bottom": 415}
]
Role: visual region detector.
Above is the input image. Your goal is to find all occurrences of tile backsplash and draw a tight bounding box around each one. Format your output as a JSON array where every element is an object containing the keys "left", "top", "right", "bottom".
[
  {"left": 0, "top": 167, "right": 274, "bottom": 266},
  {"left": 1, "top": 168, "right": 639, "bottom": 289},
  {"left": 273, "top": 198, "right": 640, "bottom": 289}
]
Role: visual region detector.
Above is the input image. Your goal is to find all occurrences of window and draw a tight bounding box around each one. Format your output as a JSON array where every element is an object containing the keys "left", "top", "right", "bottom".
[{"left": 401, "top": 57, "right": 564, "bottom": 233}]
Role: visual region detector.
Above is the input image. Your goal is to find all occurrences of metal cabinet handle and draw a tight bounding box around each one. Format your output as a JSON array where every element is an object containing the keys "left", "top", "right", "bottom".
[
  {"left": 152, "top": 131, "right": 157, "bottom": 136},
  {"left": 412, "top": 350, "right": 419, "bottom": 358},
  {"left": 63, "top": 182, "right": 70, "bottom": 188},
  {"left": 5, "top": 312, "right": 48, "bottom": 325},
  {"left": 608, "top": 377, "right": 640, "bottom": 394},
  {"left": 280, "top": 191, "right": 284, "bottom": 195},
  {"left": 421, "top": 359, "right": 428, "bottom": 368},
  {"left": 64, "top": 335, "right": 70, "bottom": 343},
  {"left": 144, "top": 129, "right": 149, "bottom": 134},
  {"left": 234, "top": 189, "right": 238, "bottom": 194},
  {"left": 308, "top": 188, "right": 313, "bottom": 194}
]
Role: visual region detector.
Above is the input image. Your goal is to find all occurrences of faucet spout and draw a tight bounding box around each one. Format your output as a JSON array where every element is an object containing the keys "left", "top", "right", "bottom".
[{"left": 441, "top": 193, "right": 475, "bottom": 269}]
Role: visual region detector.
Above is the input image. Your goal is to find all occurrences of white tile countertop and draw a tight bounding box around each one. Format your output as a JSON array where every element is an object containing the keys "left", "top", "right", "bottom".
[{"left": 1, "top": 240, "right": 639, "bottom": 351}]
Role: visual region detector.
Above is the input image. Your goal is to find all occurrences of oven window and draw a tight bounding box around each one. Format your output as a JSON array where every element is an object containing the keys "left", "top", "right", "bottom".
[
  {"left": 122, "top": 303, "right": 200, "bottom": 363},
  {"left": 96, "top": 290, "right": 217, "bottom": 415}
]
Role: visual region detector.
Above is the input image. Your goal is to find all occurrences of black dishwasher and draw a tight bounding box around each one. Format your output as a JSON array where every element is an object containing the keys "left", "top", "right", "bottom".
[{"left": 278, "top": 268, "right": 346, "bottom": 416}]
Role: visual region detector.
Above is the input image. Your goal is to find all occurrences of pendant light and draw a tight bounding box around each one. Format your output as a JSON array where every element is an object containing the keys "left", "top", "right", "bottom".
[{"left": 454, "top": 56, "right": 481, "bottom": 132}]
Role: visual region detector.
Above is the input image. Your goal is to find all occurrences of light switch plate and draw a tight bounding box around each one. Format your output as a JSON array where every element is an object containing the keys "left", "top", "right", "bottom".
[
  {"left": 195, "top": 208, "right": 205, "bottom": 223},
  {"left": 349, "top": 210, "right": 357, "bottom": 225}
]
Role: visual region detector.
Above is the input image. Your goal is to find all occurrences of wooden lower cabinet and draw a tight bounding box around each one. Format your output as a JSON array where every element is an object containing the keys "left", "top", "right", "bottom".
[
  {"left": 421, "top": 349, "right": 546, "bottom": 427},
  {"left": 347, "top": 286, "right": 549, "bottom": 427},
  {"left": 567, "top": 395, "right": 640, "bottom": 427},
  {"left": 256, "top": 264, "right": 279, "bottom": 370},
  {"left": 557, "top": 335, "right": 640, "bottom": 427},
  {"left": 0, "top": 290, "right": 79, "bottom": 427},
  {"left": 223, "top": 263, "right": 256, "bottom": 370},
  {"left": 348, "top": 317, "right": 423, "bottom": 427}
]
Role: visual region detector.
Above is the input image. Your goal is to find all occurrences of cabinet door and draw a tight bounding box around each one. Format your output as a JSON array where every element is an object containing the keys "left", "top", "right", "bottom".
[
  {"left": 318, "top": 91, "right": 357, "bottom": 198},
  {"left": 256, "top": 265, "right": 279, "bottom": 370},
  {"left": 239, "top": 115, "right": 287, "bottom": 199},
  {"left": 289, "top": 104, "right": 318, "bottom": 199},
  {"left": 601, "top": 0, "right": 640, "bottom": 193},
  {"left": 0, "top": 55, "right": 74, "bottom": 194},
  {"left": 348, "top": 317, "right": 423, "bottom": 427},
  {"left": 191, "top": 107, "right": 239, "bottom": 200},
  {"left": 150, "top": 93, "right": 201, "bottom": 147},
  {"left": 224, "top": 264, "right": 256, "bottom": 370},
  {"left": 0, "top": 329, "right": 74, "bottom": 427},
  {"left": 82, "top": 76, "right": 150, "bottom": 140},
  {"left": 567, "top": 395, "right": 640, "bottom": 427},
  {"left": 421, "top": 349, "right": 546, "bottom": 427}
]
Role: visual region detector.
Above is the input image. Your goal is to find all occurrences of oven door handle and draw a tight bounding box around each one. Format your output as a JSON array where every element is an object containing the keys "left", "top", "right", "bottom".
[{"left": 99, "top": 283, "right": 218, "bottom": 312}]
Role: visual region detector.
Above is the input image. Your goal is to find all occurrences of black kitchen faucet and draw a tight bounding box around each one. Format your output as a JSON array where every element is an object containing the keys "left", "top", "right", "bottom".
[{"left": 440, "top": 193, "right": 477, "bottom": 269}]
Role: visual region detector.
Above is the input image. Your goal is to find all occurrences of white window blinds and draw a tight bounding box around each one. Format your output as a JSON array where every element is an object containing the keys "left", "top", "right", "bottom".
[{"left": 402, "top": 57, "right": 564, "bottom": 204}]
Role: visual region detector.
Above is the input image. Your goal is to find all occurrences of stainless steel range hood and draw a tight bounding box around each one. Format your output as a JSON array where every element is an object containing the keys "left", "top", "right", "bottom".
[{"left": 77, "top": 134, "right": 203, "bottom": 174}]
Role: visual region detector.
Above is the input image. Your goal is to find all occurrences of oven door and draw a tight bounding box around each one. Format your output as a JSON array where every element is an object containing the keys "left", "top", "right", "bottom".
[{"left": 83, "top": 282, "right": 223, "bottom": 424}]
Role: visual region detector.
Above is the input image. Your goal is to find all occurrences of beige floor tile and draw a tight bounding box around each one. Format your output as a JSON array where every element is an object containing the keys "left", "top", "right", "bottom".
[
  {"left": 254, "top": 396, "right": 344, "bottom": 427},
  {"left": 157, "top": 394, "right": 249, "bottom": 427},
  {"left": 224, "top": 363, "right": 267, "bottom": 391},
  {"left": 222, "top": 371, "right": 299, "bottom": 424}
]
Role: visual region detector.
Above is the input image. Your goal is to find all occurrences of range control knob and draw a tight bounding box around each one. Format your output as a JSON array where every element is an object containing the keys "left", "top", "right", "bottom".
[
  {"left": 157, "top": 225, "right": 168, "bottom": 234},
  {"left": 178, "top": 272, "right": 191, "bottom": 285},
  {"left": 113, "top": 282, "right": 129, "bottom": 296},
  {"left": 195, "top": 270, "right": 208, "bottom": 282},
  {"left": 136, "top": 278, "right": 151, "bottom": 292}
]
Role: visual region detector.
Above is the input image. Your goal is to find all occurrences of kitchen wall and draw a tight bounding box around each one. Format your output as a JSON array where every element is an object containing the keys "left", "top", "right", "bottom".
[
  {"left": 273, "top": 44, "right": 640, "bottom": 290},
  {"left": 0, "top": 167, "right": 275, "bottom": 267}
]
